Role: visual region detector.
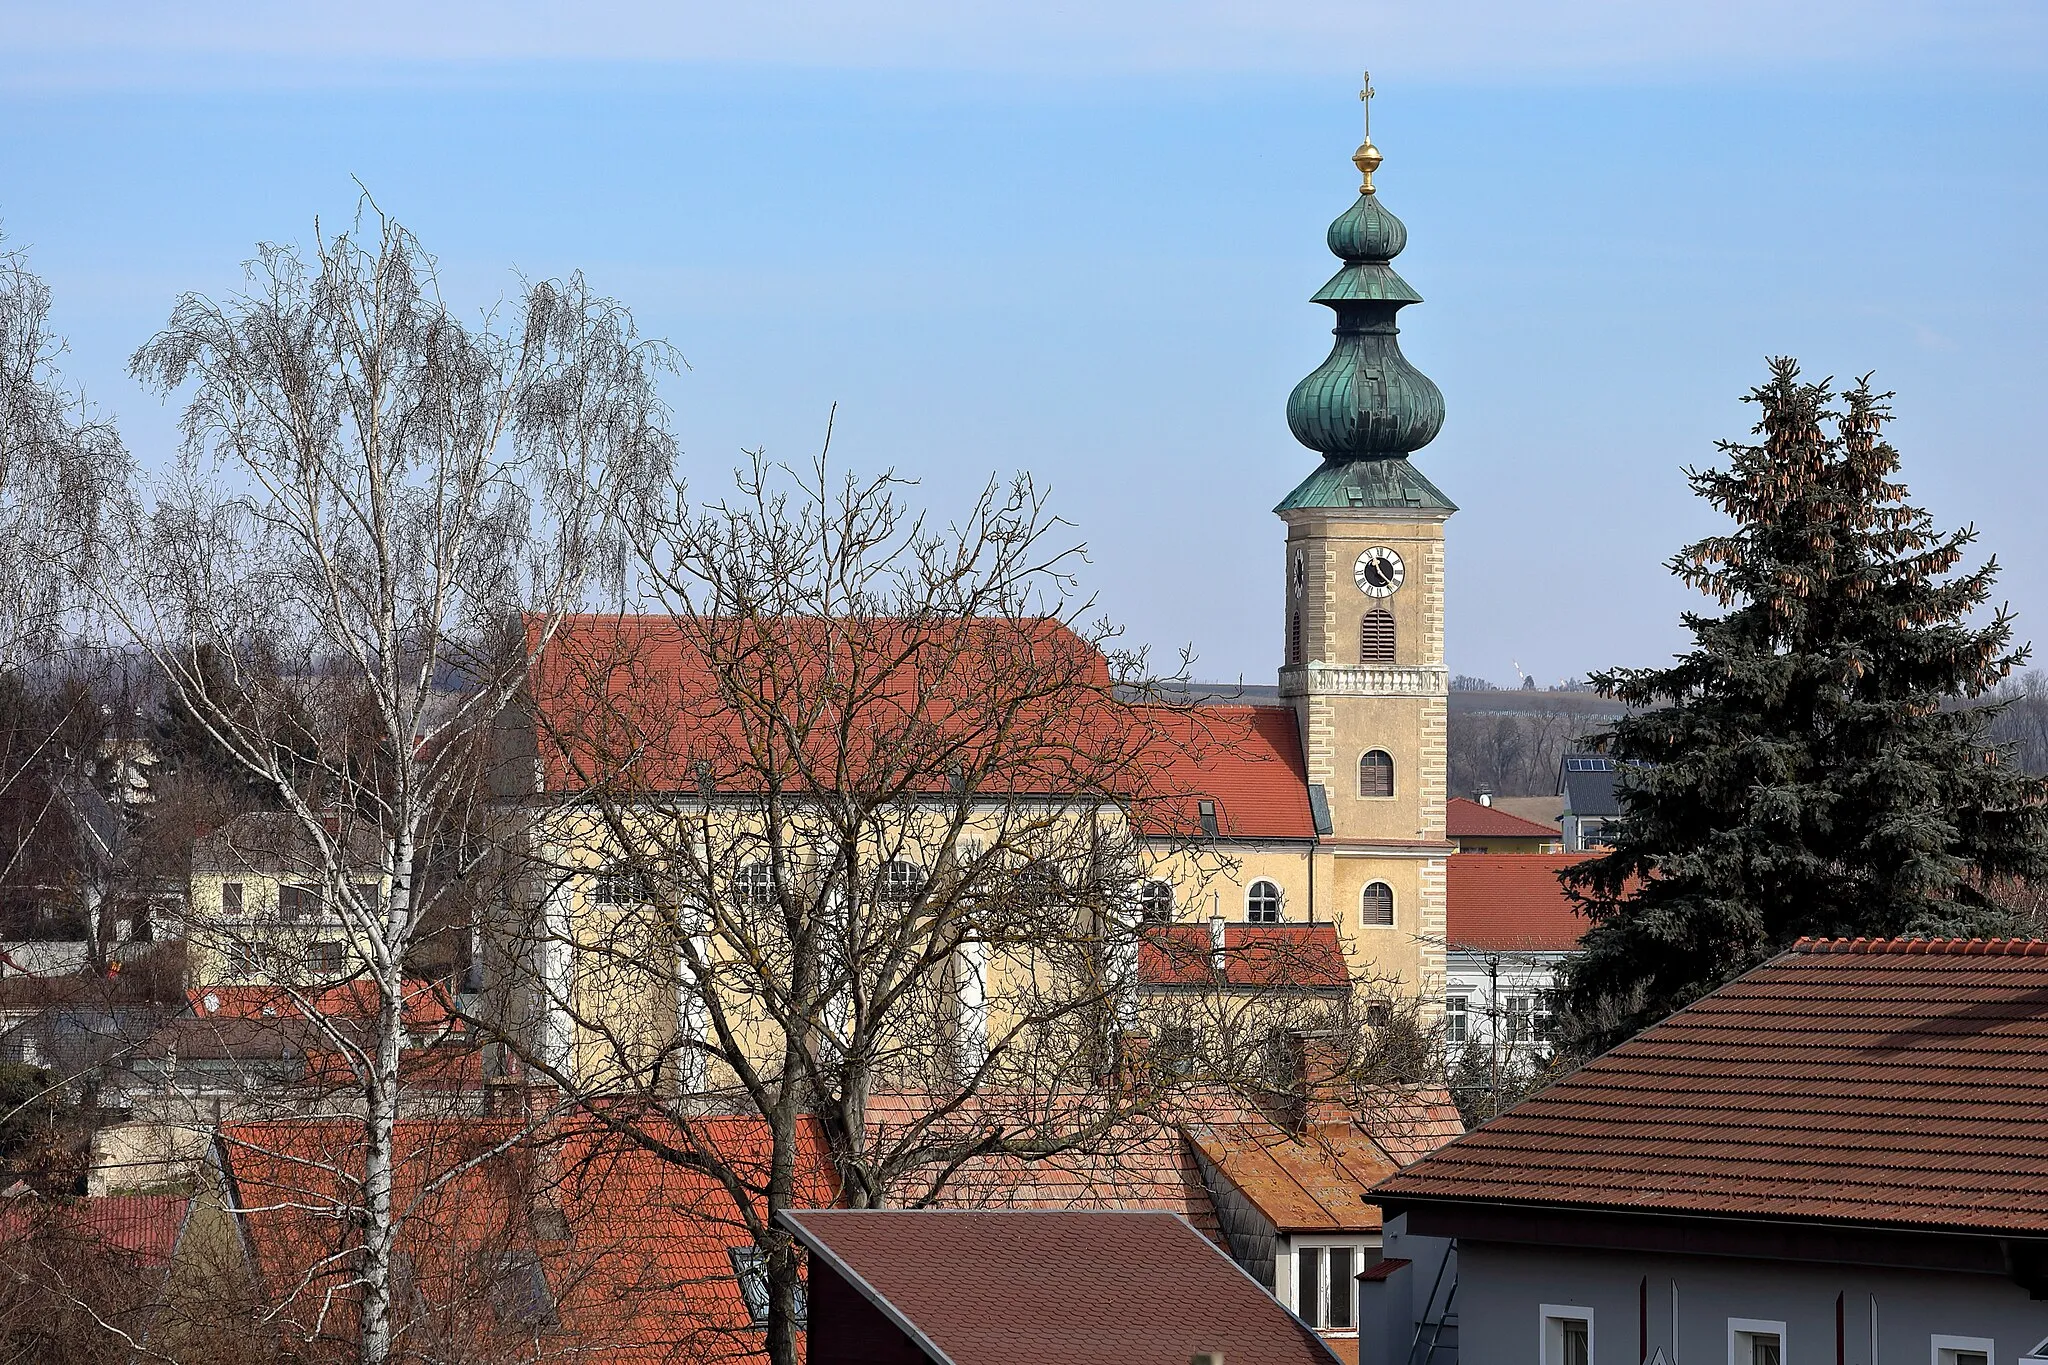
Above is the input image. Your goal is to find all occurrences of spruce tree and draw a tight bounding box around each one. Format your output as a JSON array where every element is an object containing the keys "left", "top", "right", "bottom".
[{"left": 1558, "top": 359, "right": 2048, "bottom": 1051}]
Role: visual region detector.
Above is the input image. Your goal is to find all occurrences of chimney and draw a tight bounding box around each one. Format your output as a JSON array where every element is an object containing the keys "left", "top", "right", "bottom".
[
  {"left": 1287, "top": 1030, "right": 1351, "bottom": 1133},
  {"left": 1209, "top": 915, "right": 1227, "bottom": 974}
]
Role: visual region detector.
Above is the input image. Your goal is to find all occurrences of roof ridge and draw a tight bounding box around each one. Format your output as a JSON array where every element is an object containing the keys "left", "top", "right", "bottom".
[{"left": 1789, "top": 936, "right": 2048, "bottom": 957}]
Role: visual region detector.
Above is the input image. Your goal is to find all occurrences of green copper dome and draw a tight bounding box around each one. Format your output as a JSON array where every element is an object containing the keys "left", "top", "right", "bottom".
[{"left": 1285, "top": 170, "right": 1443, "bottom": 461}]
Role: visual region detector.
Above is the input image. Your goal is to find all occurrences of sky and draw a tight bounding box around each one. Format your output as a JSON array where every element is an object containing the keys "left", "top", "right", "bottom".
[{"left": 3, "top": 2, "right": 2045, "bottom": 687}]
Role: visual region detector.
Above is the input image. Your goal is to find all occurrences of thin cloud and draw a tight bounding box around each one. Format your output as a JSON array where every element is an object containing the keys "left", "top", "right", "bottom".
[{"left": 4, "top": 0, "right": 2043, "bottom": 90}]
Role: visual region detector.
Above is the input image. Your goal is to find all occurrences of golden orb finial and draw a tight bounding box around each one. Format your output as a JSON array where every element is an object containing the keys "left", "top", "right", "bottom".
[{"left": 1354, "top": 71, "right": 1382, "bottom": 194}]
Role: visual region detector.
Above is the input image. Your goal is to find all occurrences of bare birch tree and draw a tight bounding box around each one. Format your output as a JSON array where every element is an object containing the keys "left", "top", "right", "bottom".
[
  {"left": 88, "top": 201, "right": 676, "bottom": 1365},
  {"left": 480, "top": 453, "right": 1391, "bottom": 1365}
]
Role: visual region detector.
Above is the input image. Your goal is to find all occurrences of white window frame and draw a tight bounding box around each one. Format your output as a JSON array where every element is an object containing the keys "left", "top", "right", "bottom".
[
  {"left": 1541, "top": 1304, "right": 1594, "bottom": 1365},
  {"left": 1932, "top": 1336, "right": 1996, "bottom": 1365},
  {"left": 1290, "top": 1240, "right": 1367, "bottom": 1334},
  {"left": 1445, "top": 996, "right": 1469, "bottom": 1045},
  {"left": 1245, "top": 880, "right": 1283, "bottom": 923},
  {"left": 1729, "top": 1317, "right": 1787, "bottom": 1365}
]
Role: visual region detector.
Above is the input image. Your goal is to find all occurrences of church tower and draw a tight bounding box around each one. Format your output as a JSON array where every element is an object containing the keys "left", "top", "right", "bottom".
[{"left": 1278, "top": 82, "right": 1453, "bottom": 999}]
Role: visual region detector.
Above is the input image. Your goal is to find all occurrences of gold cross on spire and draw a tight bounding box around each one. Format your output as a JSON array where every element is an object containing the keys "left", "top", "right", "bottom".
[{"left": 1353, "top": 70, "right": 1384, "bottom": 195}]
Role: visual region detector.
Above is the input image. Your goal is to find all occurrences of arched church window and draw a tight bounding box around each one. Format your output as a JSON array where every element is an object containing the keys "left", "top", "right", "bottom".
[
  {"left": 876, "top": 860, "right": 926, "bottom": 905},
  {"left": 1138, "top": 879, "right": 1175, "bottom": 924},
  {"left": 1359, "top": 750, "right": 1395, "bottom": 799},
  {"left": 1360, "top": 609, "right": 1395, "bottom": 664},
  {"left": 1246, "top": 880, "right": 1282, "bottom": 923},
  {"left": 1290, "top": 611, "right": 1302, "bottom": 665},
  {"left": 733, "top": 861, "right": 775, "bottom": 908},
  {"left": 1361, "top": 882, "right": 1395, "bottom": 926}
]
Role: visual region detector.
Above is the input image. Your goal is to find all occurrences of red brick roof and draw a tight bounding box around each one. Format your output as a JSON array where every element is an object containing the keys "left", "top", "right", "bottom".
[
  {"left": 1188, "top": 1120, "right": 1397, "bottom": 1232},
  {"left": 781, "top": 1208, "right": 1340, "bottom": 1365},
  {"left": 0, "top": 1194, "right": 190, "bottom": 1268},
  {"left": 1445, "top": 854, "right": 1592, "bottom": 951},
  {"left": 524, "top": 615, "right": 1313, "bottom": 839},
  {"left": 1445, "top": 797, "right": 1560, "bottom": 840},
  {"left": 1137, "top": 922, "right": 1348, "bottom": 990},
  {"left": 1374, "top": 938, "right": 2048, "bottom": 1234},
  {"left": 220, "top": 1113, "right": 839, "bottom": 1363}
]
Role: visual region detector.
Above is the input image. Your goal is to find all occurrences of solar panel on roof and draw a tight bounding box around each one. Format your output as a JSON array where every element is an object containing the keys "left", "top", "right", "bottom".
[{"left": 1564, "top": 757, "right": 1614, "bottom": 772}]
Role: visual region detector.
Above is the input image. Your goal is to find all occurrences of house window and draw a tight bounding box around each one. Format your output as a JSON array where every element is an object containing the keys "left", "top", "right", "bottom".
[
  {"left": 1543, "top": 1306, "right": 1593, "bottom": 1365},
  {"left": 876, "top": 860, "right": 925, "bottom": 905},
  {"left": 1933, "top": 1337, "right": 1995, "bottom": 1365},
  {"left": 734, "top": 862, "right": 775, "bottom": 908},
  {"left": 1156, "top": 1025, "right": 1200, "bottom": 1078},
  {"left": 1198, "top": 799, "right": 1219, "bottom": 838},
  {"left": 1730, "top": 1319, "right": 1786, "bottom": 1365},
  {"left": 1577, "top": 818, "right": 1609, "bottom": 850},
  {"left": 1295, "top": 1245, "right": 1357, "bottom": 1330},
  {"left": 349, "top": 882, "right": 381, "bottom": 909},
  {"left": 307, "top": 942, "right": 344, "bottom": 976},
  {"left": 1359, "top": 608, "right": 1395, "bottom": 664},
  {"left": 1246, "top": 880, "right": 1282, "bottom": 923},
  {"left": 221, "top": 882, "right": 244, "bottom": 916},
  {"left": 1358, "top": 750, "right": 1395, "bottom": 799},
  {"left": 592, "top": 867, "right": 652, "bottom": 906},
  {"left": 1138, "top": 880, "right": 1174, "bottom": 924},
  {"left": 1505, "top": 995, "right": 1536, "bottom": 1044},
  {"left": 1360, "top": 882, "right": 1394, "bottom": 926},
  {"left": 1290, "top": 611, "right": 1302, "bottom": 665},
  {"left": 488, "top": 1252, "right": 558, "bottom": 1328},
  {"left": 1446, "top": 996, "right": 1469, "bottom": 1045}
]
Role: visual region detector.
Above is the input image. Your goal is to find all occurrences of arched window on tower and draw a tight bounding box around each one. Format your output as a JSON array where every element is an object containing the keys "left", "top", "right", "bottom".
[
  {"left": 1360, "top": 882, "right": 1395, "bottom": 926},
  {"left": 1358, "top": 750, "right": 1395, "bottom": 799},
  {"left": 1246, "top": 880, "right": 1283, "bottom": 923},
  {"left": 1290, "top": 611, "right": 1302, "bottom": 665},
  {"left": 1360, "top": 609, "right": 1395, "bottom": 664}
]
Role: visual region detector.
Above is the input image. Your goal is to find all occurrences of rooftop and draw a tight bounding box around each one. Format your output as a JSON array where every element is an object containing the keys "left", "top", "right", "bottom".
[
  {"left": 780, "top": 1208, "right": 1340, "bottom": 1365},
  {"left": 1137, "top": 922, "right": 1348, "bottom": 991},
  {"left": 1375, "top": 937, "right": 2048, "bottom": 1235},
  {"left": 1445, "top": 797, "right": 1561, "bottom": 841},
  {"left": 1445, "top": 854, "right": 1593, "bottom": 953},
  {"left": 1188, "top": 1120, "right": 1398, "bottom": 1233}
]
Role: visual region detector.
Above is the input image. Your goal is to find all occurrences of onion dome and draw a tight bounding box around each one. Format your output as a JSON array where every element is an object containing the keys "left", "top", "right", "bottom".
[{"left": 1284, "top": 125, "right": 1444, "bottom": 462}]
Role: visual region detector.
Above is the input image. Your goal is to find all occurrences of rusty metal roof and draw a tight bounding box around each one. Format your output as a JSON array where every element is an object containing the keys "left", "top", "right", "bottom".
[{"left": 1190, "top": 1121, "right": 1398, "bottom": 1233}]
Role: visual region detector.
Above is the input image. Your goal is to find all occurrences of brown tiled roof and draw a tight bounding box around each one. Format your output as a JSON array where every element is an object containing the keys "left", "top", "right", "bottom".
[
  {"left": 780, "top": 1208, "right": 1339, "bottom": 1365},
  {"left": 1445, "top": 798, "right": 1561, "bottom": 840},
  {"left": 1445, "top": 854, "right": 1594, "bottom": 952},
  {"left": 1374, "top": 937, "right": 2048, "bottom": 1234},
  {"left": 1188, "top": 1120, "right": 1396, "bottom": 1233}
]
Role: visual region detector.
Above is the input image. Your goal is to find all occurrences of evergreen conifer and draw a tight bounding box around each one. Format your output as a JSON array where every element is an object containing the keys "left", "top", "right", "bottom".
[{"left": 1558, "top": 359, "right": 2048, "bottom": 1051}]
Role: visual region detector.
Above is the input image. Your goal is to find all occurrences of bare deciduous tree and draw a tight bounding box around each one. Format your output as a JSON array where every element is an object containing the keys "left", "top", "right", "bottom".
[
  {"left": 481, "top": 453, "right": 1405, "bottom": 1365},
  {"left": 86, "top": 201, "right": 676, "bottom": 1365}
]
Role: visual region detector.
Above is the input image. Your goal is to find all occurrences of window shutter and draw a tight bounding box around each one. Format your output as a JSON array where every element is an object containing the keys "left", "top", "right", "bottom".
[
  {"left": 1361, "top": 882, "right": 1394, "bottom": 925},
  {"left": 1359, "top": 609, "right": 1395, "bottom": 663},
  {"left": 1358, "top": 750, "right": 1395, "bottom": 798}
]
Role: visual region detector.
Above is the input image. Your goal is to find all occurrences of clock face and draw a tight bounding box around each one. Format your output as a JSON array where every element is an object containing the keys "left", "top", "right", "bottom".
[
  {"left": 1354, "top": 547, "right": 1405, "bottom": 597},
  {"left": 1291, "top": 551, "right": 1306, "bottom": 598}
]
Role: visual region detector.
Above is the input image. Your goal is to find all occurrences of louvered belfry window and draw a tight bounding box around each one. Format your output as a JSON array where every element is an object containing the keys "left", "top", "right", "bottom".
[
  {"left": 1359, "top": 608, "right": 1395, "bottom": 664},
  {"left": 1361, "top": 881, "right": 1395, "bottom": 926},
  {"left": 1359, "top": 749, "right": 1395, "bottom": 798},
  {"left": 1290, "top": 611, "right": 1303, "bottom": 664}
]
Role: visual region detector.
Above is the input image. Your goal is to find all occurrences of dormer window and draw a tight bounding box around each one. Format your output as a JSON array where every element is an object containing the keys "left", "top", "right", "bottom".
[{"left": 1293, "top": 1243, "right": 1357, "bottom": 1330}]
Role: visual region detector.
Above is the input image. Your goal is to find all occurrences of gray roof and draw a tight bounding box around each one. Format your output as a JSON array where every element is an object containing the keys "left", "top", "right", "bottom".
[{"left": 1557, "top": 753, "right": 1621, "bottom": 818}]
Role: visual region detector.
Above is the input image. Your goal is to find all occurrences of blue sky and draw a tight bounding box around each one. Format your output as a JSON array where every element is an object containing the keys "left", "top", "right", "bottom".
[{"left": 3, "top": 2, "right": 2045, "bottom": 685}]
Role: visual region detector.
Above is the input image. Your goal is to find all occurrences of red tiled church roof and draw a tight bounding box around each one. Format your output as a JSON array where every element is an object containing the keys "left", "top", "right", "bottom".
[
  {"left": 1445, "top": 854, "right": 1592, "bottom": 952},
  {"left": 523, "top": 614, "right": 1314, "bottom": 840},
  {"left": 1445, "top": 797, "right": 1560, "bottom": 840},
  {"left": 1375, "top": 938, "right": 2048, "bottom": 1234}
]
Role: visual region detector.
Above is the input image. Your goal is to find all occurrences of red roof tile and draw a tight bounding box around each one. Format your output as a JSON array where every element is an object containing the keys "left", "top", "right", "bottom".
[
  {"left": 781, "top": 1208, "right": 1341, "bottom": 1365},
  {"left": 1137, "top": 922, "right": 1348, "bottom": 990},
  {"left": 220, "top": 1112, "right": 839, "bottom": 1363},
  {"left": 1374, "top": 937, "right": 2048, "bottom": 1234},
  {"left": 190, "top": 978, "right": 454, "bottom": 1031},
  {"left": 525, "top": 615, "right": 1314, "bottom": 840},
  {"left": 1445, "top": 854, "right": 1593, "bottom": 952},
  {"left": 0, "top": 1194, "right": 189, "bottom": 1267},
  {"left": 1445, "top": 798, "right": 1561, "bottom": 840}
]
